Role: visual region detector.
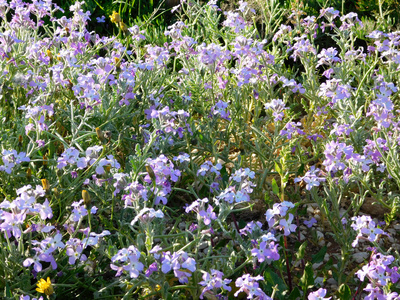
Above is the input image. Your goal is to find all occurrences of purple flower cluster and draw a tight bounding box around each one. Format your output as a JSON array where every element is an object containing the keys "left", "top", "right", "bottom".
[
  {"left": 251, "top": 233, "right": 280, "bottom": 263},
  {"left": 70, "top": 199, "right": 98, "bottom": 222},
  {"left": 23, "top": 233, "right": 65, "bottom": 272},
  {"left": 199, "top": 269, "right": 232, "bottom": 299},
  {"left": 350, "top": 215, "right": 388, "bottom": 247},
  {"left": 289, "top": 35, "right": 317, "bottom": 61},
  {"left": 356, "top": 252, "right": 399, "bottom": 299},
  {"left": 185, "top": 198, "right": 217, "bottom": 226},
  {"left": 210, "top": 100, "right": 231, "bottom": 121},
  {"left": 294, "top": 166, "right": 326, "bottom": 190},
  {"left": 264, "top": 99, "right": 288, "bottom": 121},
  {"left": 235, "top": 274, "right": 272, "bottom": 299},
  {"left": 0, "top": 150, "right": 30, "bottom": 174},
  {"left": 316, "top": 47, "right": 341, "bottom": 67},
  {"left": 111, "top": 245, "right": 144, "bottom": 278},
  {"left": 318, "top": 78, "right": 352, "bottom": 105},
  {"left": 216, "top": 168, "right": 255, "bottom": 204},
  {"left": 57, "top": 146, "right": 120, "bottom": 175},
  {"left": 322, "top": 140, "right": 355, "bottom": 175},
  {"left": 0, "top": 185, "right": 47, "bottom": 238},
  {"left": 144, "top": 155, "right": 181, "bottom": 205},
  {"left": 265, "top": 201, "right": 297, "bottom": 236},
  {"left": 197, "top": 161, "right": 222, "bottom": 193},
  {"left": 131, "top": 207, "right": 164, "bottom": 225},
  {"left": 161, "top": 251, "right": 197, "bottom": 283},
  {"left": 280, "top": 121, "right": 305, "bottom": 139},
  {"left": 367, "top": 81, "right": 397, "bottom": 129},
  {"left": 145, "top": 105, "right": 191, "bottom": 140}
]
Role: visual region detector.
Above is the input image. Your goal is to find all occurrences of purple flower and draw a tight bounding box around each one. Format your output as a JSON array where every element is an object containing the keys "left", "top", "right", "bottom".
[
  {"left": 199, "top": 269, "right": 232, "bottom": 299},
  {"left": 289, "top": 36, "right": 317, "bottom": 61},
  {"left": 278, "top": 213, "right": 297, "bottom": 236},
  {"left": 199, "top": 205, "right": 217, "bottom": 225},
  {"left": 145, "top": 262, "right": 158, "bottom": 277},
  {"left": 294, "top": 166, "right": 326, "bottom": 190},
  {"left": 304, "top": 217, "right": 317, "bottom": 228},
  {"left": 96, "top": 16, "right": 105, "bottom": 23},
  {"left": 240, "top": 221, "right": 263, "bottom": 236},
  {"left": 280, "top": 122, "right": 305, "bottom": 139},
  {"left": 351, "top": 216, "right": 388, "bottom": 247},
  {"left": 161, "top": 251, "right": 197, "bottom": 283},
  {"left": 66, "top": 239, "right": 87, "bottom": 265},
  {"left": 251, "top": 240, "right": 280, "bottom": 263},
  {"left": 111, "top": 245, "right": 144, "bottom": 278},
  {"left": 235, "top": 274, "right": 272, "bottom": 299},
  {"left": 264, "top": 99, "right": 288, "bottom": 121},
  {"left": 308, "top": 288, "right": 331, "bottom": 300},
  {"left": 0, "top": 211, "right": 25, "bottom": 238},
  {"left": 316, "top": 47, "right": 341, "bottom": 67}
]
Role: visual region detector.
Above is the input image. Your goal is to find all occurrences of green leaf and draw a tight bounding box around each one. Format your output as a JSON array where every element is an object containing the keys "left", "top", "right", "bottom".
[
  {"left": 264, "top": 269, "right": 287, "bottom": 298},
  {"left": 311, "top": 246, "right": 327, "bottom": 264},
  {"left": 299, "top": 262, "right": 314, "bottom": 291},
  {"left": 288, "top": 287, "right": 301, "bottom": 300},
  {"left": 337, "top": 284, "right": 351, "bottom": 300},
  {"left": 296, "top": 163, "right": 305, "bottom": 176},
  {"left": 272, "top": 178, "right": 279, "bottom": 196},
  {"left": 295, "top": 241, "right": 307, "bottom": 260},
  {"left": 5, "top": 282, "right": 11, "bottom": 298}
]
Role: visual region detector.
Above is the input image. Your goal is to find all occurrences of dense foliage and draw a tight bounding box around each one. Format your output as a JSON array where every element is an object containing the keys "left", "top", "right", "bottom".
[{"left": 0, "top": 0, "right": 400, "bottom": 299}]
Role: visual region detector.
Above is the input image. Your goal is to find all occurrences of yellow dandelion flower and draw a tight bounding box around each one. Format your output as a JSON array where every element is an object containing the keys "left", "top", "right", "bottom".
[
  {"left": 109, "top": 11, "right": 121, "bottom": 24},
  {"left": 36, "top": 277, "right": 54, "bottom": 296}
]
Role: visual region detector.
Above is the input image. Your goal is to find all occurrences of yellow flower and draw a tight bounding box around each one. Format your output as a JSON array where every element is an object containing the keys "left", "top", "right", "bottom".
[
  {"left": 36, "top": 277, "right": 54, "bottom": 296},
  {"left": 109, "top": 11, "right": 121, "bottom": 24}
]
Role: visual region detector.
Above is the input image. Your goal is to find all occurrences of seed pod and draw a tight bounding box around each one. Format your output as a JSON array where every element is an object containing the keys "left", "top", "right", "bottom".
[
  {"left": 82, "top": 190, "right": 91, "bottom": 206},
  {"left": 41, "top": 179, "right": 50, "bottom": 192},
  {"left": 146, "top": 165, "right": 156, "bottom": 181}
]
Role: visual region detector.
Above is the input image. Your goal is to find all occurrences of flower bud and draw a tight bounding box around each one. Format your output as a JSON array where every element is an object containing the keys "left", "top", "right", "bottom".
[
  {"left": 146, "top": 165, "right": 156, "bottom": 181},
  {"left": 96, "top": 127, "right": 104, "bottom": 142},
  {"left": 41, "top": 179, "right": 50, "bottom": 192},
  {"left": 82, "top": 190, "right": 91, "bottom": 206},
  {"left": 46, "top": 49, "right": 53, "bottom": 59}
]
